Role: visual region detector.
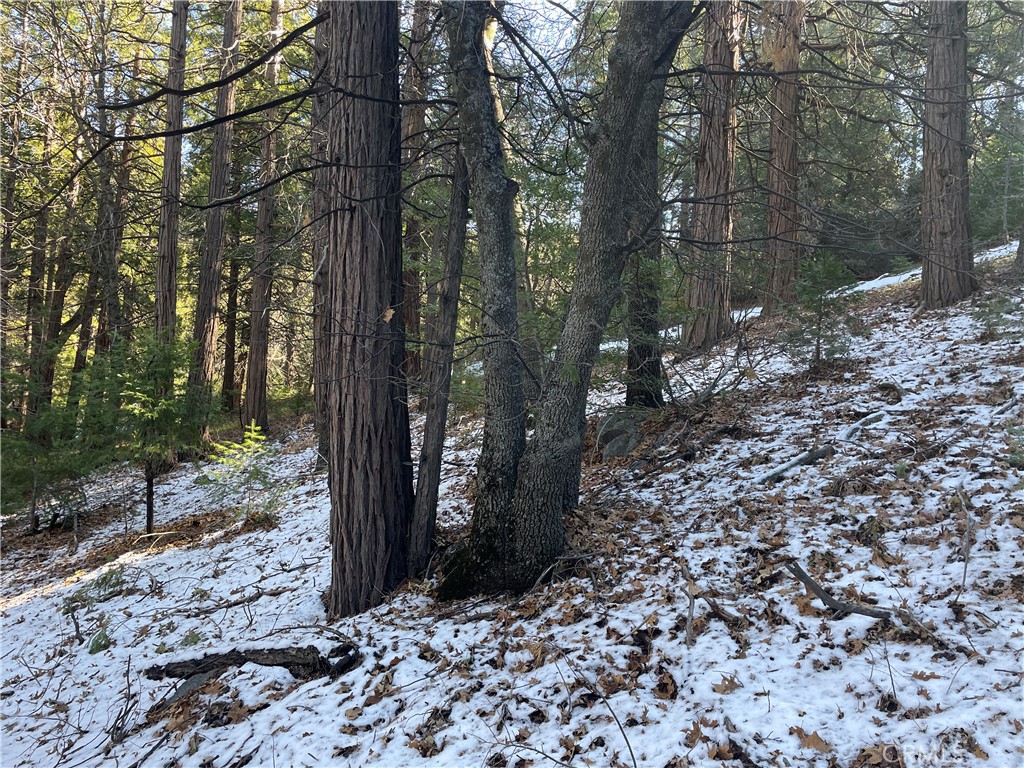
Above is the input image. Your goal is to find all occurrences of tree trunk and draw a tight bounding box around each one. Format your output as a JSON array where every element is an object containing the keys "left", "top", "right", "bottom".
[
  {"left": 681, "top": 0, "right": 741, "bottom": 350},
  {"left": 323, "top": 0, "right": 413, "bottom": 618},
  {"left": 24, "top": 116, "right": 52, "bottom": 423},
  {"left": 92, "top": 24, "right": 122, "bottom": 355},
  {"left": 221, "top": 234, "right": 240, "bottom": 412},
  {"left": 442, "top": 1, "right": 703, "bottom": 597},
  {"left": 410, "top": 149, "right": 469, "bottom": 575},
  {"left": 156, "top": 0, "right": 187, "bottom": 348},
  {"left": 187, "top": 0, "right": 243, "bottom": 445},
  {"left": 311, "top": 12, "right": 330, "bottom": 469},
  {"left": 623, "top": 68, "right": 668, "bottom": 409},
  {"left": 762, "top": 0, "right": 804, "bottom": 316},
  {"left": 920, "top": 0, "right": 975, "bottom": 308},
  {"left": 439, "top": 0, "right": 527, "bottom": 596},
  {"left": 243, "top": 0, "right": 283, "bottom": 433},
  {"left": 1, "top": 6, "right": 30, "bottom": 421},
  {"left": 401, "top": 0, "right": 433, "bottom": 381}
]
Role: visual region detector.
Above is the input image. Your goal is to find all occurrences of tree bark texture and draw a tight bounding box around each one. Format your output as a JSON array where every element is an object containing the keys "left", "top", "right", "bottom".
[
  {"left": 400, "top": 0, "right": 433, "bottom": 381},
  {"left": 187, "top": 0, "right": 243, "bottom": 443},
  {"left": 440, "top": 0, "right": 527, "bottom": 595},
  {"left": 920, "top": 0, "right": 975, "bottom": 309},
  {"left": 623, "top": 67, "right": 667, "bottom": 409},
  {"left": 323, "top": 1, "right": 414, "bottom": 618},
  {"left": 443, "top": 2, "right": 703, "bottom": 597},
  {"left": 410, "top": 149, "right": 469, "bottom": 575},
  {"left": 762, "top": 0, "right": 803, "bottom": 316},
  {"left": 156, "top": 0, "right": 188, "bottom": 349},
  {"left": 244, "top": 0, "right": 283, "bottom": 433},
  {"left": 682, "top": 0, "right": 741, "bottom": 350}
]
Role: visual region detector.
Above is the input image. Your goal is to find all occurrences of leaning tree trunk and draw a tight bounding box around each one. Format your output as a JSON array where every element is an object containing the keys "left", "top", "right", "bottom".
[
  {"left": 187, "top": 0, "right": 243, "bottom": 445},
  {"left": 438, "top": 0, "right": 527, "bottom": 596},
  {"left": 441, "top": 1, "right": 703, "bottom": 597},
  {"left": 410, "top": 149, "right": 469, "bottom": 575},
  {"left": 323, "top": 0, "right": 413, "bottom": 618},
  {"left": 244, "top": 0, "right": 283, "bottom": 433},
  {"left": 681, "top": 0, "right": 741, "bottom": 350},
  {"left": 920, "top": 0, "right": 975, "bottom": 309},
  {"left": 762, "top": 0, "right": 803, "bottom": 316}
]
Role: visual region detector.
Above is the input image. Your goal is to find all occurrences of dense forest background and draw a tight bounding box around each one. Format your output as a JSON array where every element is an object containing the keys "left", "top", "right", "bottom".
[{"left": 1, "top": 1, "right": 1022, "bottom": 613}]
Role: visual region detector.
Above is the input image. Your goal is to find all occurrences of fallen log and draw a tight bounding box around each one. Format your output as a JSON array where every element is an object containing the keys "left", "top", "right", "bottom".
[{"left": 144, "top": 643, "right": 360, "bottom": 683}]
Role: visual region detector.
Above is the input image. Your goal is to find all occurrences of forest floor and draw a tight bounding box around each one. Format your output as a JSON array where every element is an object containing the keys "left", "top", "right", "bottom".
[{"left": 2, "top": 244, "right": 1023, "bottom": 768}]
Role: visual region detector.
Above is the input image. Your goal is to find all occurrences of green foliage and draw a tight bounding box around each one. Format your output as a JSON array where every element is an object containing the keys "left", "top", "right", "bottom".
[
  {"left": 62, "top": 566, "right": 130, "bottom": 616},
  {"left": 784, "top": 252, "right": 864, "bottom": 365},
  {"left": 88, "top": 624, "right": 112, "bottom": 655},
  {"left": 195, "top": 421, "right": 288, "bottom": 527},
  {"left": 1005, "top": 425, "right": 1024, "bottom": 469},
  {"left": 180, "top": 629, "right": 204, "bottom": 648}
]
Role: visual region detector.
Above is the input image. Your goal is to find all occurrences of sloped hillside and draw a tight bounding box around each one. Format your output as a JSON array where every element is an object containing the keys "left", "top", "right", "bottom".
[{"left": 2, "top": 248, "right": 1022, "bottom": 768}]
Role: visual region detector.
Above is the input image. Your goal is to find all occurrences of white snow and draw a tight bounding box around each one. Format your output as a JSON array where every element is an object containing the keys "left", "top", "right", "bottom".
[{"left": 2, "top": 243, "right": 1022, "bottom": 768}]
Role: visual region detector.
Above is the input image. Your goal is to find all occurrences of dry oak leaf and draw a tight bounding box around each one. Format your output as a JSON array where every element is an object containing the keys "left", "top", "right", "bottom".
[
  {"left": 654, "top": 666, "right": 678, "bottom": 700},
  {"left": 911, "top": 670, "right": 941, "bottom": 681},
  {"left": 789, "top": 726, "right": 832, "bottom": 753},
  {"left": 712, "top": 673, "right": 742, "bottom": 694}
]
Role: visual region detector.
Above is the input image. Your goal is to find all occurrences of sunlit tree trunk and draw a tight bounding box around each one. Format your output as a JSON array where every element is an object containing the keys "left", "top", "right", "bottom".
[
  {"left": 187, "top": 0, "right": 243, "bottom": 445},
  {"left": 324, "top": 0, "right": 413, "bottom": 617},
  {"left": 244, "top": 0, "right": 283, "bottom": 432},
  {"left": 920, "top": 0, "right": 975, "bottom": 308},
  {"left": 155, "top": 0, "right": 187, "bottom": 349},
  {"left": 762, "top": 0, "right": 804, "bottom": 316},
  {"left": 681, "top": 0, "right": 741, "bottom": 349}
]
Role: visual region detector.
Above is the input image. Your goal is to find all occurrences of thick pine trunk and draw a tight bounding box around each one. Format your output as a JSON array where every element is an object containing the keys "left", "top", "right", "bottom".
[
  {"left": 324, "top": 1, "right": 413, "bottom": 618},
  {"left": 244, "top": 0, "right": 283, "bottom": 433},
  {"left": 762, "top": 0, "right": 803, "bottom": 316},
  {"left": 920, "top": 0, "right": 975, "bottom": 308},
  {"left": 187, "top": 0, "right": 243, "bottom": 444},
  {"left": 682, "top": 0, "right": 741, "bottom": 350},
  {"left": 410, "top": 149, "right": 469, "bottom": 575},
  {"left": 439, "top": 0, "right": 527, "bottom": 596}
]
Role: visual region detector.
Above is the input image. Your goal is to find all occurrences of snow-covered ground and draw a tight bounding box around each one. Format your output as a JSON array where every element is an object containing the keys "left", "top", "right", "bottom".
[{"left": 2, "top": 245, "right": 1022, "bottom": 768}]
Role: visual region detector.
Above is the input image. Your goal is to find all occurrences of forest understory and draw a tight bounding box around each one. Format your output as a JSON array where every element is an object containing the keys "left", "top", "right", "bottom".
[{"left": 2, "top": 247, "right": 1023, "bottom": 768}]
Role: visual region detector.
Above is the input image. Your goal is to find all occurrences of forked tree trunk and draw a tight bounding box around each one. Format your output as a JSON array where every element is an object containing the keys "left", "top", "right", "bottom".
[
  {"left": 439, "top": 0, "right": 526, "bottom": 596},
  {"left": 244, "top": 0, "right": 283, "bottom": 432},
  {"left": 681, "top": 0, "right": 741, "bottom": 350},
  {"left": 187, "top": 0, "right": 243, "bottom": 445},
  {"left": 920, "top": 0, "right": 975, "bottom": 308},
  {"left": 410, "top": 149, "right": 469, "bottom": 575},
  {"left": 441, "top": 1, "right": 703, "bottom": 597},
  {"left": 623, "top": 68, "right": 667, "bottom": 409},
  {"left": 762, "top": 0, "right": 803, "bottom": 316},
  {"left": 323, "top": 1, "right": 413, "bottom": 618}
]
